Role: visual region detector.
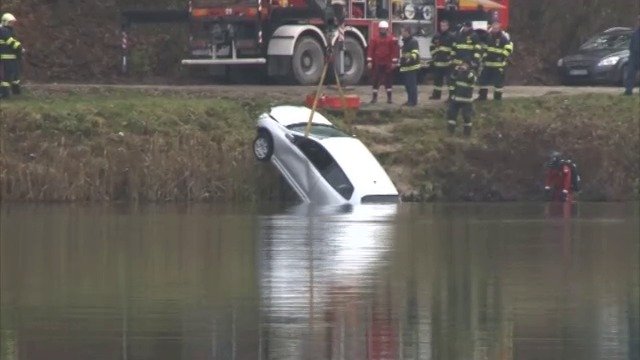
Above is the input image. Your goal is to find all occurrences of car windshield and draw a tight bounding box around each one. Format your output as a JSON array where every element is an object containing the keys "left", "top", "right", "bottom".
[
  {"left": 286, "top": 124, "right": 350, "bottom": 139},
  {"left": 580, "top": 32, "right": 631, "bottom": 51}
]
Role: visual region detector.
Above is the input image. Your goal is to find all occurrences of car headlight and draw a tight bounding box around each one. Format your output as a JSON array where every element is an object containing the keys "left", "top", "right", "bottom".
[
  {"left": 597, "top": 56, "right": 620, "bottom": 67},
  {"left": 403, "top": 4, "right": 416, "bottom": 19},
  {"left": 557, "top": 58, "right": 563, "bottom": 67}
]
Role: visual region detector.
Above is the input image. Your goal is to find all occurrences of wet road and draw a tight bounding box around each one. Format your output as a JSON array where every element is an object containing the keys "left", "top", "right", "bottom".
[{"left": 1, "top": 202, "right": 638, "bottom": 359}]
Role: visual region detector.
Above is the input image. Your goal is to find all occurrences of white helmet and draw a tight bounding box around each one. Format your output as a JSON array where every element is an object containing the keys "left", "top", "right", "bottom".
[
  {"left": 379, "top": 20, "right": 389, "bottom": 29},
  {"left": 1, "top": 13, "right": 17, "bottom": 26}
]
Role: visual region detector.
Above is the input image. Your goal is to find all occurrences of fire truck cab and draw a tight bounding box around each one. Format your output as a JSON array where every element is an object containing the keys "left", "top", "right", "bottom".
[{"left": 181, "top": 0, "right": 509, "bottom": 85}]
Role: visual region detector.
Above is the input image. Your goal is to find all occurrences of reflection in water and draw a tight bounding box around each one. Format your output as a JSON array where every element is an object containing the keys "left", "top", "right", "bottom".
[
  {"left": 260, "top": 204, "right": 398, "bottom": 359},
  {"left": 1, "top": 203, "right": 639, "bottom": 360}
]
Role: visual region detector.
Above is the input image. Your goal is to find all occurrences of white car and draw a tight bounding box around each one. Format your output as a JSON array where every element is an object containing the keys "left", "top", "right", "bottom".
[{"left": 252, "top": 106, "right": 399, "bottom": 205}]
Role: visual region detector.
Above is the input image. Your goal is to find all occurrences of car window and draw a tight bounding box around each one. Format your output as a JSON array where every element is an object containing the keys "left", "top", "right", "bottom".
[
  {"left": 580, "top": 32, "right": 631, "bottom": 51},
  {"left": 293, "top": 136, "right": 354, "bottom": 200},
  {"left": 286, "top": 124, "right": 350, "bottom": 139}
]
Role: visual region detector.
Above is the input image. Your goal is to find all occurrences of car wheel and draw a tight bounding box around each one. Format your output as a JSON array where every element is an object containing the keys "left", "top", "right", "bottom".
[
  {"left": 292, "top": 36, "right": 326, "bottom": 85},
  {"left": 253, "top": 130, "right": 273, "bottom": 162}
]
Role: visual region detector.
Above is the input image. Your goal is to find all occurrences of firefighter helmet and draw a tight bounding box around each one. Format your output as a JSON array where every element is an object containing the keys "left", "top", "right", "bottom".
[
  {"left": 379, "top": 21, "right": 389, "bottom": 29},
  {"left": 1, "top": 13, "right": 17, "bottom": 26}
]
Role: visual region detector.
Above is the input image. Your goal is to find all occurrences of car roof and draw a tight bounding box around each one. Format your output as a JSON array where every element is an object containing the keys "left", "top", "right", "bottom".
[
  {"left": 602, "top": 27, "right": 632, "bottom": 34},
  {"left": 269, "top": 106, "right": 333, "bottom": 127}
]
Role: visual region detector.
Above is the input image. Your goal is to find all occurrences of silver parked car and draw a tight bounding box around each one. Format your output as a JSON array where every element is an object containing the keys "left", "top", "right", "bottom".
[{"left": 252, "top": 106, "right": 399, "bottom": 205}]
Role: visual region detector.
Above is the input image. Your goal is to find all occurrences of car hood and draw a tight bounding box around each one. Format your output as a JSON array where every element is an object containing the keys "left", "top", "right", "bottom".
[
  {"left": 319, "top": 137, "right": 398, "bottom": 197},
  {"left": 563, "top": 49, "right": 629, "bottom": 62}
]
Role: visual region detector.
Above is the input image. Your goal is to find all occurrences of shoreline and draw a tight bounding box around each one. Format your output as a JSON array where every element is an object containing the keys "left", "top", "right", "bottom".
[{"left": 1, "top": 88, "right": 638, "bottom": 203}]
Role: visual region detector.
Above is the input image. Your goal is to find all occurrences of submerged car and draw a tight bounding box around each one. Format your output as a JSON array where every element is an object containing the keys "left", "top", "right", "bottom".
[
  {"left": 557, "top": 27, "right": 635, "bottom": 85},
  {"left": 252, "top": 106, "right": 399, "bottom": 205}
]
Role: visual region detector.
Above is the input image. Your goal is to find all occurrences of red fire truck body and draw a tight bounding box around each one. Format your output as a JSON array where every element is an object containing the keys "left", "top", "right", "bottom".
[{"left": 181, "top": 0, "right": 509, "bottom": 84}]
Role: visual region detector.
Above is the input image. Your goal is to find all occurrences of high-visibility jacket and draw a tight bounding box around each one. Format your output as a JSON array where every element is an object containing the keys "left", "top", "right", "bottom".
[
  {"left": 482, "top": 31, "right": 513, "bottom": 68},
  {"left": 399, "top": 36, "right": 420, "bottom": 72},
  {"left": 452, "top": 29, "right": 481, "bottom": 67},
  {"left": 0, "top": 26, "right": 22, "bottom": 60},
  {"left": 429, "top": 30, "right": 454, "bottom": 68},
  {"left": 367, "top": 34, "right": 399, "bottom": 67},
  {"left": 450, "top": 66, "right": 476, "bottom": 103}
]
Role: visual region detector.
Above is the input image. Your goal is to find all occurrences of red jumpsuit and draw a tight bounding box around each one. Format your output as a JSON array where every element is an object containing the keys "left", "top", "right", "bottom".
[
  {"left": 545, "top": 164, "right": 573, "bottom": 202},
  {"left": 367, "top": 34, "right": 399, "bottom": 91}
]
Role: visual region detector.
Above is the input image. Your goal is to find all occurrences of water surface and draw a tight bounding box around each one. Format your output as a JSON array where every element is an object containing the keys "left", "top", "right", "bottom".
[{"left": 1, "top": 202, "right": 638, "bottom": 359}]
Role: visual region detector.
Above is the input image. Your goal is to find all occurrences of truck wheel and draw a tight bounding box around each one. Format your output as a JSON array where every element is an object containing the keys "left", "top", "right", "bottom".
[
  {"left": 292, "top": 37, "right": 326, "bottom": 85},
  {"left": 340, "top": 37, "right": 365, "bottom": 85}
]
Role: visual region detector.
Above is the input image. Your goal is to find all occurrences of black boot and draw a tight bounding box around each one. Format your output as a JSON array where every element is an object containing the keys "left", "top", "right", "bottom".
[
  {"left": 463, "top": 124, "right": 472, "bottom": 137},
  {"left": 477, "top": 88, "right": 488, "bottom": 101},
  {"left": 494, "top": 91, "right": 502, "bottom": 101},
  {"left": 11, "top": 84, "right": 21, "bottom": 95},
  {"left": 370, "top": 91, "right": 378, "bottom": 104},
  {"left": 447, "top": 120, "right": 456, "bottom": 134},
  {"left": 386, "top": 90, "right": 392, "bottom": 104},
  {"left": 0, "top": 86, "right": 9, "bottom": 99},
  {"left": 429, "top": 89, "right": 442, "bottom": 100}
]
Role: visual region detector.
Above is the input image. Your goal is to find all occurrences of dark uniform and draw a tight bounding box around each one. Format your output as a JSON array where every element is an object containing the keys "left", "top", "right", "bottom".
[
  {"left": 477, "top": 30, "right": 513, "bottom": 101},
  {"left": 399, "top": 34, "right": 420, "bottom": 106},
  {"left": 429, "top": 28, "right": 454, "bottom": 100},
  {"left": 624, "top": 24, "right": 640, "bottom": 95},
  {"left": 447, "top": 64, "right": 476, "bottom": 136},
  {"left": 0, "top": 25, "right": 22, "bottom": 98},
  {"left": 449, "top": 27, "right": 481, "bottom": 95}
]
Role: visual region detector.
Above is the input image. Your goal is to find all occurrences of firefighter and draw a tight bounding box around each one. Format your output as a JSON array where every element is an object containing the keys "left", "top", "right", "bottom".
[
  {"left": 429, "top": 19, "right": 454, "bottom": 100},
  {"left": 544, "top": 151, "right": 580, "bottom": 202},
  {"left": 0, "top": 13, "right": 23, "bottom": 98},
  {"left": 367, "top": 21, "right": 399, "bottom": 104},
  {"left": 399, "top": 26, "right": 420, "bottom": 107},
  {"left": 477, "top": 22, "right": 513, "bottom": 101},
  {"left": 446, "top": 60, "right": 476, "bottom": 136},
  {"left": 624, "top": 14, "right": 640, "bottom": 96},
  {"left": 451, "top": 21, "right": 481, "bottom": 70}
]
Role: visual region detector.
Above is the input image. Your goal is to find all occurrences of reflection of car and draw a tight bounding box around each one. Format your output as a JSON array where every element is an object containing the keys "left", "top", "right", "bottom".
[
  {"left": 557, "top": 27, "right": 634, "bottom": 85},
  {"left": 252, "top": 106, "right": 399, "bottom": 205}
]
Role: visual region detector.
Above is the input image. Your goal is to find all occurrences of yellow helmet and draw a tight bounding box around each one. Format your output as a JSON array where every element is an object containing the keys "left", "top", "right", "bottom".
[{"left": 1, "top": 13, "right": 17, "bottom": 26}]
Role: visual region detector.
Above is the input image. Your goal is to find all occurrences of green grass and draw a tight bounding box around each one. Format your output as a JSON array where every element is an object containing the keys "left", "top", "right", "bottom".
[{"left": 1, "top": 91, "right": 638, "bottom": 202}]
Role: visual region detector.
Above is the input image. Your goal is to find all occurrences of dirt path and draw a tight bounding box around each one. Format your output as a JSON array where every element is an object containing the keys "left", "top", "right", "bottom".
[{"left": 24, "top": 83, "right": 622, "bottom": 106}]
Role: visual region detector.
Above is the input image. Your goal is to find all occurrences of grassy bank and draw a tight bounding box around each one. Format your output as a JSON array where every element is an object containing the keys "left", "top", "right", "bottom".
[{"left": 1, "top": 89, "right": 638, "bottom": 202}]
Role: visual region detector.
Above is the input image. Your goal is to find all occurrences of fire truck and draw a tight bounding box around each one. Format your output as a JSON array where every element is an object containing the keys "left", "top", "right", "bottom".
[{"left": 156, "top": 0, "right": 509, "bottom": 84}]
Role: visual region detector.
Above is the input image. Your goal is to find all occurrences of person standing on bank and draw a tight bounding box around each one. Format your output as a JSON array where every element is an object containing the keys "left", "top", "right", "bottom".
[
  {"left": 367, "top": 21, "right": 399, "bottom": 104},
  {"left": 399, "top": 27, "right": 420, "bottom": 107},
  {"left": 477, "top": 22, "right": 513, "bottom": 101},
  {"left": 447, "top": 60, "right": 476, "bottom": 136},
  {"left": 450, "top": 21, "right": 481, "bottom": 96},
  {"left": 429, "top": 19, "right": 454, "bottom": 100},
  {"left": 0, "top": 13, "right": 24, "bottom": 99},
  {"left": 624, "top": 15, "right": 640, "bottom": 96}
]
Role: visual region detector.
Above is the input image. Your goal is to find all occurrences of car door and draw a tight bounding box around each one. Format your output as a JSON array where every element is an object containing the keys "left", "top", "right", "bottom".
[
  {"left": 293, "top": 136, "right": 353, "bottom": 204},
  {"left": 274, "top": 132, "right": 319, "bottom": 200}
]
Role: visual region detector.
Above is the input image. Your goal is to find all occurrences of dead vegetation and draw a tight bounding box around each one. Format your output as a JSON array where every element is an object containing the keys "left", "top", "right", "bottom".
[{"left": 1, "top": 89, "right": 638, "bottom": 202}]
